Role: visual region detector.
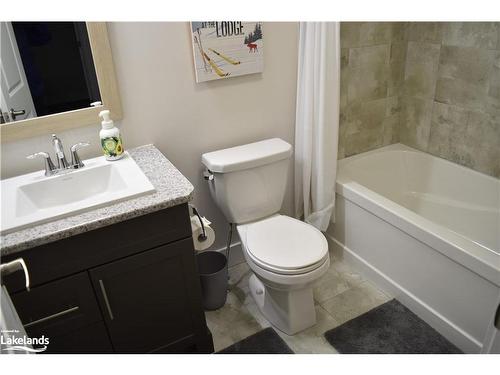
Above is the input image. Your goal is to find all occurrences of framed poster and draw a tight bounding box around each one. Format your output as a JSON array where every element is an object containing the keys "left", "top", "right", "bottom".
[{"left": 191, "top": 22, "right": 264, "bottom": 83}]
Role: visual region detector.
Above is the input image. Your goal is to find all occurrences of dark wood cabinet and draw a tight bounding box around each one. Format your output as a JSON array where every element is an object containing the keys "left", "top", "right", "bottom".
[
  {"left": 43, "top": 322, "right": 113, "bottom": 354},
  {"left": 2, "top": 203, "right": 213, "bottom": 354},
  {"left": 89, "top": 238, "right": 211, "bottom": 353},
  {"left": 12, "top": 272, "right": 102, "bottom": 338}
]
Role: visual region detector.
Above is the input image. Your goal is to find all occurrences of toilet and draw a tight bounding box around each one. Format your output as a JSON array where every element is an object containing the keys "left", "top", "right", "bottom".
[{"left": 202, "top": 138, "right": 329, "bottom": 335}]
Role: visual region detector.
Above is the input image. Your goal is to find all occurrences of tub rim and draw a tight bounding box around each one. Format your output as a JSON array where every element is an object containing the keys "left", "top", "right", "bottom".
[{"left": 336, "top": 144, "right": 500, "bottom": 287}]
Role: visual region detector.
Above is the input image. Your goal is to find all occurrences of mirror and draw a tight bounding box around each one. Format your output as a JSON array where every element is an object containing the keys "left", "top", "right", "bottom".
[
  {"left": 1, "top": 22, "right": 101, "bottom": 122},
  {"left": 0, "top": 22, "right": 121, "bottom": 143}
]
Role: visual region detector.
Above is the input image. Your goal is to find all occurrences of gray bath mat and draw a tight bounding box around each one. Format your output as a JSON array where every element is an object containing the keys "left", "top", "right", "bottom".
[
  {"left": 324, "top": 299, "right": 462, "bottom": 354},
  {"left": 217, "top": 327, "right": 294, "bottom": 354}
]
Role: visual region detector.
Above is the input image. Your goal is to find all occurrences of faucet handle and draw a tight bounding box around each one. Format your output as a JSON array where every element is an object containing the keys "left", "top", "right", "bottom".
[
  {"left": 27, "top": 151, "right": 49, "bottom": 160},
  {"left": 26, "top": 152, "right": 56, "bottom": 177},
  {"left": 70, "top": 142, "right": 90, "bottom": 169},
  {"left": 70, "top": 142, "right": 90, "bottom": 152}
]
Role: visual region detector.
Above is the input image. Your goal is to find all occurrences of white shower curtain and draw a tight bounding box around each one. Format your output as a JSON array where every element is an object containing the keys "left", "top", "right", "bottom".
[{"left": 294, "top": 22, "right": 340, "bottom": 231}]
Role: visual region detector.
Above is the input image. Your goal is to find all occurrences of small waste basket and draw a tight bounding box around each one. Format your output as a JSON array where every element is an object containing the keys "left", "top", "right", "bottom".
[{"left": 197, "top": 251, "right": 228, "bottom": 310}]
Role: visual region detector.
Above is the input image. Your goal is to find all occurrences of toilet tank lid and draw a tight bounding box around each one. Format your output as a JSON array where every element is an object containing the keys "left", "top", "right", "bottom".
[{"left": 202, "top": 138, "right": 292, "bottom": 173}]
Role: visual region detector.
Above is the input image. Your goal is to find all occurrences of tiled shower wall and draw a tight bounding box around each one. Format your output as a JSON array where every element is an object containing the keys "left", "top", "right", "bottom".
[
  {"left": 339, "top": 22, "right": 500, "bottom": 178},
  {"left": 338, "top": 22, "right": 406, "bottom": 158},
  {"left": 399, "top": 22, "right": 500, "bottom": 178}
]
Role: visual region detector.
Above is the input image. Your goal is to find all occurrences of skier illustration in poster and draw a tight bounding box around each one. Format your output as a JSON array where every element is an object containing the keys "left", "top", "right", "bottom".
[{"left": 191, "top": 22, "right": 264, "bottom": 82}]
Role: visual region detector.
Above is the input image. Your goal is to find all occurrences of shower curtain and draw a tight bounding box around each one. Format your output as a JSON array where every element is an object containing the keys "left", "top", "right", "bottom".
[{"left": 294, "top": 22, "right": 340, "bottom": 231}]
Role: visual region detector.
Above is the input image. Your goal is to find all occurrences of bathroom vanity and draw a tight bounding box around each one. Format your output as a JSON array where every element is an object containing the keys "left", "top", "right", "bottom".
[{"left": 0, "top": 145, "right": 214, "bottom": 354}]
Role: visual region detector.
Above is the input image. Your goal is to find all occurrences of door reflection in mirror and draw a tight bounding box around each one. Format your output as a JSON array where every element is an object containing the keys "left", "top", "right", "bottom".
[{"left": 0, "top": 22, "right": 101, "bottom": 122}]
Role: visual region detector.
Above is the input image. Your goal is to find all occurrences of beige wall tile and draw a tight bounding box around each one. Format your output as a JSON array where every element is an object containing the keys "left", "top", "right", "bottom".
[
  {"left": 427, "top": 102, "right": 469, "bottom": 160},
  {"left": 403, "top": 60, "right": 439, "bottom": 99},
  {"left": 390, "top": 42, "right": 407, "bottom": 63},
  {"left": 399, "top": 96, "right": 433, "bottom": 151},
  {"left": 348, "top": 45, "right": 390, "bottom": 68},
  {"left": 497, "top": 26, "right": 500, "bottom": 50},
  {"left": 435, "top": 77, "right": 489, "bottom": 111},
  {"left": 346, "top": 98, "right": 388, "bottom": 133},
  {"left": 465, "top": 111, "right": 500, "bottom": 177},
  {"left": 408, "top": 22, "right": 443, "bottom": 43},
  {"left": 438, "top": 46, "right": 494, "bottom": 86},
  {"left": 341, "top": 22, "right": 499, "bottom": 178},
  {"left": 340, "top": 22, "right": 362, "bottom": 48},
  {"left": 382, "top": 115, "right": 400, "bottom": 145},
  {"left": 406, "top": 41, "right": 441, "bottom": 64},
  {"left": 340, "top": 48, "right": 349, "bottom": 69},
  {"left": 346, "top": 65, "right": 389, "bottom": 103},
  {"left": 385, "top": 96, "right": 400, "bottom": 117},
  {"left": 357, "top": 22, "right": 394, "bottom": 46},
  {"left": 339, "top": 22, "right": 406, "bottom": 158},
  {"left": 387, "top": 59, "right": 405, "bottom": 96},
  {"left": 442, "top": 22, "right": 498, "bottom": 49},
  {"left": 488, "top": 51, "right": 500, "bottom": 99},
  {"left": 341, "top": 22, "right": 397, "bottom": 48}
]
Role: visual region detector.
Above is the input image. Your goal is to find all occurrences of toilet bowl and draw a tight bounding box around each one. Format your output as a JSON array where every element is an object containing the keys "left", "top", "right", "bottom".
[
  {"left": 237, "top": 214, "right": 329, "bottom": 335},
  {"left": 201, "top": 138, "right": 330, "bottom": 335}
]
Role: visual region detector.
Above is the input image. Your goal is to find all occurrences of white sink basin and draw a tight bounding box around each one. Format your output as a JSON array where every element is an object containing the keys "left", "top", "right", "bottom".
[{"left": 1, "top": 152, "right": 155, "bottom": 234}]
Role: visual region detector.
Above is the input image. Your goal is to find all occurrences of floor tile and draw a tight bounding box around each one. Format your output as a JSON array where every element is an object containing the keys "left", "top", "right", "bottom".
[
  {"left": 205, "top": 291, "right": 263, "bottom": 352},
  {"left": 276, "top": 305, "right": 341, "bottom": 354},
  {"left": 210, "top": 260, "right": 390, "bottom": 353},
  {"left": 320, "top": 280, "right": 391, "bottom": 326},
  {"left": 330, "top": 258, "right": 366, "bottom": 287},
  {"left": 313, "top": 267, "right": 351, "bottom": 304},
  {"left": 228, "top": 263, "right": 253, "bottom": 305}
]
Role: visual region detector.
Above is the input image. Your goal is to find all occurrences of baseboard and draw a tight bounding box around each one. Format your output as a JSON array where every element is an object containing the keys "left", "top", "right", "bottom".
[{"left": 324, "top": 231, "right": 482, "bottom": 354}]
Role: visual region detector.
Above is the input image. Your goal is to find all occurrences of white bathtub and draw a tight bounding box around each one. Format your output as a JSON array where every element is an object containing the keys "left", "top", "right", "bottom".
[{"left": 328, "top": 143, "right": 500, "bottom": 353}]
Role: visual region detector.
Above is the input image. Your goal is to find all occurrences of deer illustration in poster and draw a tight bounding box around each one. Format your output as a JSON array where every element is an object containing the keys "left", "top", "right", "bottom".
[{"left": 191, "top": 22, "right": 264, "bottom": 82}]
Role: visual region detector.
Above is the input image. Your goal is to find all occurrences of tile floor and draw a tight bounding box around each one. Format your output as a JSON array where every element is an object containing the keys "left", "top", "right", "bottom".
[{"left": 205, "top": 254, "right": 393, "bottom": 353}]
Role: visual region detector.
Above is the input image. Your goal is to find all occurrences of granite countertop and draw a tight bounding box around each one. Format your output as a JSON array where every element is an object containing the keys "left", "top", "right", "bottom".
[{"left": 0, "top": 144, "right": 194, "bottom": 256}]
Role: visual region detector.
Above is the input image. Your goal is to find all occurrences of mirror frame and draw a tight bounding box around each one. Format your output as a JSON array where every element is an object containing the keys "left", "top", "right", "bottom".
[{"left": 0, "top": 22, "right": 122, "bottom": 143}]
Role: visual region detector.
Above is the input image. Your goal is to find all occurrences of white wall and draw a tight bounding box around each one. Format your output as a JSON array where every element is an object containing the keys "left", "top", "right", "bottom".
[{"left": 0, "top": 22, "right": 299, "bottom": 250}]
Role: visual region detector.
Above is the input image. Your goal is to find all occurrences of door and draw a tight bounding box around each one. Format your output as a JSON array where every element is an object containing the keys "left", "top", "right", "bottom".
[
  {"left": 0, "top": 22, "right": 36, "bottom": 122},
  {"left": 89, "top": 238, "right": 209, "bottom": 353}
]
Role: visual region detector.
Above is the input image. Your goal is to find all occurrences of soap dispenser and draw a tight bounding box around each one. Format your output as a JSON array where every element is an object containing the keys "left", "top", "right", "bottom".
[{"left": 99, "top": 110, "right": 124, "bottom": 160}]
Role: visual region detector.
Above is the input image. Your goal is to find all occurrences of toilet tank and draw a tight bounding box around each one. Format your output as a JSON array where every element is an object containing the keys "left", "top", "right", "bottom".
[{"left": 202, "top": 138, "right": 292, "bottom": 224}]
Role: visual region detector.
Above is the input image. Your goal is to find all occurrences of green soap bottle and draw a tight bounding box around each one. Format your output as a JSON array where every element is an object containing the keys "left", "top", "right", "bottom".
[{"left": 99, "top": 110, "right": 124, "bottom": 160}]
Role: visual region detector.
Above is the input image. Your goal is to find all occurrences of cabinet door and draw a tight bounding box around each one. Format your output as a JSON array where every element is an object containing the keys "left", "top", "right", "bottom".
[
  {"left": 43, "top": 321, "right": 113, "bottom": 354},
  {"left": 10, "top": 271, "right": 112, "bottom": 353},
  {"left": 11, "top": 272, "right": 103, "bottom": 338},
  {"left": 89, "top": 238, "right": 209, "bottom": 353}
]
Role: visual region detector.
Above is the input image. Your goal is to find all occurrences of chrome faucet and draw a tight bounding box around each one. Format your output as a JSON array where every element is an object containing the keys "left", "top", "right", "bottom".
[
  {"left": 26, "top": 134, "right": 90, "bottom": 176},
  {"left": 52, "top": 134, "right": 69, "bottom": 169}
]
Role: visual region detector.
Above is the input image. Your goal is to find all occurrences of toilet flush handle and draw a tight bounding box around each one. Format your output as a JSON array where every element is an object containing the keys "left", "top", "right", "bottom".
[{"left": 203, "top": 169, "right": 214, "bottom": 181}]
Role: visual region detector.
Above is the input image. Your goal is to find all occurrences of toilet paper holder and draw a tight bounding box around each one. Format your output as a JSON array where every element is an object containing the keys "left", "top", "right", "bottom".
[{"left": 190, "top": 205, "right": 207, "bottom": 242}]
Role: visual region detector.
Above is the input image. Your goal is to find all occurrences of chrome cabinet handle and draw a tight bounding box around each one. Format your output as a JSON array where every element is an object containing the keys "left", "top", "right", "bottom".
[
  {"left": 24, "top": 306, "right": 79, "bottom": 328},
  {"left": 99, "top": 279, "right": 114, "bottom": 320},
  {"left": 0, "top": 258, "right": 30, "bottom": 292}
]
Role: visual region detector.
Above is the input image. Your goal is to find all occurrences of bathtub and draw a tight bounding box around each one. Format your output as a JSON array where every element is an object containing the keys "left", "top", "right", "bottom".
[{"left": 328, "top": 143, "right": 500, "bottom": 353}]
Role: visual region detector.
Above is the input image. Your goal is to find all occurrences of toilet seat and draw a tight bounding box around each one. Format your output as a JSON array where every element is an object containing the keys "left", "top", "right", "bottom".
[{"left": 242, "top": 215, "right": 329, "bottom": 275}]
